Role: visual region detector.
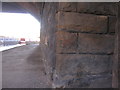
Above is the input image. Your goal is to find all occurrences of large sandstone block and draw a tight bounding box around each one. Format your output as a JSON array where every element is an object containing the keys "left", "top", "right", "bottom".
[
  {"left": 56, "top": 31, "right": 77, "bottom": 53},
  {"left": 64, "top": 74, "right": 112, "bottom": 88},
  {"left": 109, "top": 16, "right": 117, "bottom": 33},
  {"left": 56, "top": 12, "right": 107, "bottom": 33},
  {"left": 78, "top": 33, "right": 115, "bottom": 54},
  {"left": 55, "top": 54, "right": 112, "bottom": 76},
  {"left": 53, "top": 54, "right": 112, "bottom": 88},
  {"left": 77, "top": 2, "right": 117, "bottom": 16},
  {"left": 88, "top": 74, "right": 112, "bottom": 88},
  {"left": 58, "top": 2, "right": 77, "bottom": 12}
]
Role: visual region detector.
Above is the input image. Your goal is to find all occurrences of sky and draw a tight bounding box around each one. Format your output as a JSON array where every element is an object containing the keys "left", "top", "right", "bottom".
[{"left": 0, "top": 13, "right": 40, "bottom": 41}]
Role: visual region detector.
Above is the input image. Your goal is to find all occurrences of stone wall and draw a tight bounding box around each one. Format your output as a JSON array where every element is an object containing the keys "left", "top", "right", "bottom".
[
  {"left": 40, "top": 2, "right": 117, "bottom": 88},
  {"left": 40, "top": 2, "right": 58, "bottom": 86}
]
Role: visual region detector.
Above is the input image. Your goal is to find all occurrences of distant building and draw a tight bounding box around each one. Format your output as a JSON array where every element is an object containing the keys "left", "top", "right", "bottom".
[{"left": 0, "top": 36, "right": 19, "bottom": 46}]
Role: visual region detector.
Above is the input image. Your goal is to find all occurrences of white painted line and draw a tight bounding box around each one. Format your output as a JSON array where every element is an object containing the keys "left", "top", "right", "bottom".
[{"left": 0, "top": 44, "right": 26, "bottom": 52}]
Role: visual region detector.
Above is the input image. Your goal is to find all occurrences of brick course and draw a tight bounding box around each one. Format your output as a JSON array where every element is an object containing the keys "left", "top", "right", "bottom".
[
  {"left": 108, "top": 16, "right": 117, "bottom": 33},
  {"left": 56, "top": 12, "right": 108, "bottom": 33},
  {"left": 77, "top": 2, "right": 117, "bottom": 16},
  {"left": 54, "top": 54, "right": 112, "bottom": 88},
  {"left": 56, "top": 31, "right": 77, "bottom": 53},
  {"left": 58, "top": 2, "right": 77, "bottom": 12},
  {"left": 78, "top": 33, "right": 115, "bottom": 54}
]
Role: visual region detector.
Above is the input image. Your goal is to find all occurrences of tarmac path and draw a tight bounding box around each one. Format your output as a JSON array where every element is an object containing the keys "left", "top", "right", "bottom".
[{"left": 2, "top": 44, "right": 51, "bottom": 88}]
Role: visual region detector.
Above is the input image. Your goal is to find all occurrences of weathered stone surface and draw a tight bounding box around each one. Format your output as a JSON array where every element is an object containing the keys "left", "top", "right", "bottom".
[
  {"left": 40, "top": 2, "right": 116, "bottom": 88},
  {"left": 109, "top": 16, "right": 117, "bottom": 33},
  {"left": 89, "top": 74, "right": 112, "bottom": 88},
  {"left": 55, "top": 54, "right": 112, "bottom": 75},
  {"left": 77, "top": 2, "right": 117, "bottom": 16},
  {"left": 58, "top": 2, "right": 77, "bottom": 12},
  {"left": 56, "top": 31, "right": 77, "bottom": 53},
  {"left": 65, "top": 74, "right": 112, "bottom": 88},
  {"left": 56, "top": 12, "right": 108, "bottom": 33},
  {"left": 40, "top": 2, "right": 58, "bottom": 84},
  {"left": 53, "top": 54, "right": 112, "bottom": 88},
  {"left": 78, "top": 33, "right": 115, "bottom": 54}
]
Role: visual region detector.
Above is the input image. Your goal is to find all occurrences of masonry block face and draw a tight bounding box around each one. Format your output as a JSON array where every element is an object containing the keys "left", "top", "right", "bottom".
[
  {"left": 58, "top": 2, "right": 77, "bottom": 12},
  {"left": 56, "top": 12, "right": 108, "bottom": 33},
  {"left": 77, "top": 2, "right": 117, "bottom": 15},
  {"left": 54, "top": 54, "right": 112, "bottom": 88},
  {"left": 40, "top": 3, "right": 58, "bottom": 83},
  {"left": 55, "top": 54, "right": 112, "bottom": 76},
  {"left": 88, "top": 75, "right": 112, "bottom": 88},
  {"left": 56, "top": 31, "right": 77, "bottom": 53},
  {"left": 66, "top": 74, "right": 112, "bottom": 88},
  {"left": 78, "top": 33, "right": 114, "bottom": 54},
  {"left": 109, "top": 16, "right": 117, "bottom": 33}
]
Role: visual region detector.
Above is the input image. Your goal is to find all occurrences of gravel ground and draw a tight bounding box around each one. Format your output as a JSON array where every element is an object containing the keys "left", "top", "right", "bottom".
[{"left": 2, "top": 44, "right": 51, "bottom": 88}]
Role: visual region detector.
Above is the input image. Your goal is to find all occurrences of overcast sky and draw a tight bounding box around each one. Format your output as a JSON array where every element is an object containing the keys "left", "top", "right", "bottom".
[{"left": 0, "top": 13, "right": 40, "bottom": 41}]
